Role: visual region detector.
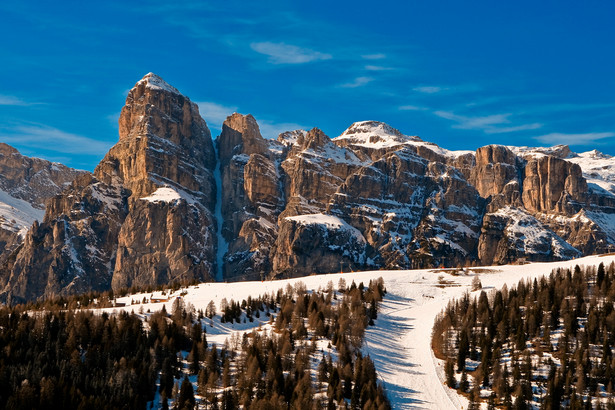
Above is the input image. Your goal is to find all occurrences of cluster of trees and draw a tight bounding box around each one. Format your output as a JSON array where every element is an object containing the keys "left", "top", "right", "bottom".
[
  {"left": 432, "top": 262, "right": 615, "bottom": 409},
  {"left": 0, "top": 309, "right": 179, "bottom": 409},
  {"left": 0, "top": 276, "right": 390, "bottom": 409},
  {"left": 193, "top": 277, "right": 390, "bottom": 409}
]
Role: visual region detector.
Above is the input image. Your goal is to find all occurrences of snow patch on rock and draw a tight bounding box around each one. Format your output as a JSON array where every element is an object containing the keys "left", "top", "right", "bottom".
[{"left": 285, "top": 213, "right": 366, "bottom": 243}]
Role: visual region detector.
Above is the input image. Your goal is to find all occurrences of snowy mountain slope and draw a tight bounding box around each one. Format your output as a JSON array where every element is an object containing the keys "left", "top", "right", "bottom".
[
  {"left": 0, "top": 188, "right": 44, "bottom": 237},
  {"left": 100, "top": 253, "right": 615, "bottom": 409},
  {"left": 334, "top": 120, "right": 472, "bottom": 161}
]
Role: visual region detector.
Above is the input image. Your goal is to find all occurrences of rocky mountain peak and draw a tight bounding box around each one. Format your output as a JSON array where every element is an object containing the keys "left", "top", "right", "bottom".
[
  {"left": 118, "top": 72, "right": 211, "bottom": 149},
  {"left": 0, "top": 143, "right": 19, "bottom": 156},
  {"left": 277, "top": 130, "right": 307, "bottom": 147},
  {"left": 298, "top": 127, "right": 330, "bottom": 151},
  {"left": 510, "top": 144, "right": 572, "bottom": 160},
  {"left": 336, "top": 120, "right": 421, "bottom": 146},
  {"left": 475, "top": 145, "right": 516, "bottom": 166},
  {"left": 218, "top": 113, "right": 268, "bottom": 165},
  {"left": 97, "top": 73, "right": 215, "bottom": 200},
  {"left": 138, "top": 72, "right": 181, "bottom": 95}
]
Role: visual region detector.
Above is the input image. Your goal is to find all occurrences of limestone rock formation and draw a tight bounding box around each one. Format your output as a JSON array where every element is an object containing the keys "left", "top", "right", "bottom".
[
  {"left": 4, "top": 74, "right": 615, "bottom": 301},
  {"left": 0, "top": 143, "right": 86, "bottom": 263},
  {"left": 0, "top": 73, "right": 217, "bottom": 302},
  {"left": 272, "top": 214, "right": 369, "bottom": 277},
  {"left": 216, "top": 113, "right": 284, "bottom": 280}
]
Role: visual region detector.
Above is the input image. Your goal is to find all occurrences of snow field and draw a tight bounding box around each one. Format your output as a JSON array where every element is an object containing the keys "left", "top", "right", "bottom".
[{"left": 101, "top": 253, "right": 615, "bottom": 409}]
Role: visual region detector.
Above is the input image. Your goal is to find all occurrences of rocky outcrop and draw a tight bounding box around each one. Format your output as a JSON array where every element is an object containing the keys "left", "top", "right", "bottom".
[
  {"left": 0, "top": 143, "right": 86, "bottom": 264},
  {"left": 0, "top": 143, "right": 86, "bottom": 209},
  {"left": 0, "top": 73, "right": 217, "bottom": 302},
  {"left": 4, "top": 74, "right": 615, "bottom": 301},
  {"left": 280, "top": 127, "right": 365, "bottom": 218},
  {"left": 272, "top": 214, "right": 370, "bottom": 277},
  {"left": 521, "top": 155, "right": 587, "bottom": 215},
  {"left": 216, "top": 113, "right": 284, "bottom": 280},
  {"left": 0, "top": 174, "right": 128, "bottom": 303}
]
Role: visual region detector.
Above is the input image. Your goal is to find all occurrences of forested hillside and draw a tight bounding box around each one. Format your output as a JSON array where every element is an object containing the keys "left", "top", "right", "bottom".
[
  {"left": 433, "top": 262, "right": 615, "bottom": 409},
  {"left": 0, "top": 278, "right": 389, "bottom": 409}
]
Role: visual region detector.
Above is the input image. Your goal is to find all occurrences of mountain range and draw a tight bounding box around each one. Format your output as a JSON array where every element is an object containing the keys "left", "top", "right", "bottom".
[{"left": 1, "top": 72, "right": 614, "bottom": 303}]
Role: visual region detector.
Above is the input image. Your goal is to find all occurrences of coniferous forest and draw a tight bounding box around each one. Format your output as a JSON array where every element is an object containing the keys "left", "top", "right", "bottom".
[
  {"left": 432, "top": 261, "right": 615, "bottom": 409},
  {"left": 0, "top": 278, "right": 390, "bottom": 409}
]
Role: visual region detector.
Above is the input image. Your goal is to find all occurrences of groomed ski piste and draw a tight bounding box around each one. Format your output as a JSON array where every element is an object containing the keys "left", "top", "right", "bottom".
[{"left": 100, "top": 253, "right": 615, "bottom": 409}]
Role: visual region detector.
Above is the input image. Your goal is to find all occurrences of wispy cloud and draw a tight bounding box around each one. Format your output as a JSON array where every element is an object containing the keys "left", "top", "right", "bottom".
[
  {"left": 414, "top": 86, "right": 444, "bottom": 94},
  {"left": 250, "top": 42, "right": 332, "bottom": 64},
  {"left": 485, "top": 124, "right": 543, "bottom": 134},
  {"left": 434, "top": 111, "right": 542, "bottom": 134},
  {"left": 535, "top": 132, "right": 615, "bottom": 145},
  {"left": 195, "top": 101, "right": 238, "bottom": 131},
  {"left": 0, "top": 94, "right": 34, "bottom": 106},
  {"left": 0, "top": 124, "right": 111, "bottom": 155},
  {"left": 340, "top": 76, "right": 373, "bottom": 88},
  {"left": 364, "top": 65, "right": 394, "bottom": 71},
  {"left": 361, "top": 53, "right": 386, "bottom": 60},
  {"left": 399, "top": 105, "right": 428, "bottom": 111}
]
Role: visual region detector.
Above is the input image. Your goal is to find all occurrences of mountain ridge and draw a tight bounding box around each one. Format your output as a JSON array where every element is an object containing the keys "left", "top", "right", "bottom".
[{"left": 1, "top": 72, "right": 614, "bottom": 302}]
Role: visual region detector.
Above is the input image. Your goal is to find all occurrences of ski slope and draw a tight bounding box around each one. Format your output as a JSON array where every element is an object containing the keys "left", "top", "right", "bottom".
[{"left": 104, "top": 254, "right": 615, "bottom": 409}]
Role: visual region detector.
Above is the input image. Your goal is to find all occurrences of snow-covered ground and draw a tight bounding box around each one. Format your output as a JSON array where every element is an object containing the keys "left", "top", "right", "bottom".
[
  {"left": 101, "top": 253, "right": 615, "bottom": 409},
  {"left": 0, "top": 188, "right": 44, "bottom": 237}
]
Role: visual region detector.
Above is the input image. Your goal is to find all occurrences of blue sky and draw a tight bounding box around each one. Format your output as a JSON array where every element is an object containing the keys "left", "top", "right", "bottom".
[{"left": 0, "top": 1, "right": 614, "bottom": 170}]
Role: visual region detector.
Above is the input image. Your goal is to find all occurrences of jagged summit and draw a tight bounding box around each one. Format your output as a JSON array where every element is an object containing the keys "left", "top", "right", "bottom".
[
  {"left": 508, "top": 144, "right": 572, "bottom": 159},
  {"left": 136, "top": 72, "right": 181, "bottom": 95},
  {"left": 3, "top": 72, "right": 615, "bottom": 302},
  {"left": 335, "top": 120, "right": 422, "bottom": 148}
]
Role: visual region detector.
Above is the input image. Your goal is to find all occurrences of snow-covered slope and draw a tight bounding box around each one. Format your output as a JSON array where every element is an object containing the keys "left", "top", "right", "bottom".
[
  {"left": 0, "top": 188, "right": 45, "bottom": 237},
  {"left": 101, "top": 253, "right": 615, "bottom": 409},
  {"left": 334, "top": 120, "right": 472, "bottom": 159},
  {"left": 567, "top": 149, "right": 615, "bottom": 195}
]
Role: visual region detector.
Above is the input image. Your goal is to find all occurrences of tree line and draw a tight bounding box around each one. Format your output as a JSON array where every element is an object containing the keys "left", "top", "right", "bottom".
[
  {"left": 432, "top": 261, "right": 615, "bottom": 409},
  {"left": 0, "top": 276, "right": 390, "bottom": 409}
]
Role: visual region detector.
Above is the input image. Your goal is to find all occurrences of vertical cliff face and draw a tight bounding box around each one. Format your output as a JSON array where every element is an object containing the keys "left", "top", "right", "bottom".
[
  {"left": 3, "top": 74, "right": 615, "bottom": 301},
  {"left": 0, "top": 73, "right": 217, "bottom": 302},
  {"left": 216, "top": 113, "right": 285, "bottom": 280},
  {"left": 521, "top": 155, "right": 587, "bottom": 215},
  {"left": 0, "top": 144, "right": 86, "bottom": 264}
]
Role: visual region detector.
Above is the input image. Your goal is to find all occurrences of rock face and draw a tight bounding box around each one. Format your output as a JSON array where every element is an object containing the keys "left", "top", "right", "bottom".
[
  {"left": 3, "top": 75, "right": 615, "bottom": 301},
  {"left": 0, "top": 73, "right": 217, "bottom": 303},
  {"left": 216, "top": 113, "right": 285, "bottom": 280},
  {"left": 0, "top": 144, "right": 86, "bottom": 264}
]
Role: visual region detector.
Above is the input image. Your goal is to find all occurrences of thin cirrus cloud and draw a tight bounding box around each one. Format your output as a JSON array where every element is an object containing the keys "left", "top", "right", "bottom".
[
  {"left": 340, "top": 76, "right": 373, "bottom": 88},
  {"left": 0, "top": 94, "right": 34, "bottom": 106},
  {"left": 250, "top": 42, "right": 332, "bottom": 64},
  {"left": 414, "top": 86, "right": 444, "bottom": 94},
  {"left": 0, "top": 124, "right": 112, "bottom": 155},
  {"left": 361, "top": 53, "right": 386, "bottom": 60},
  {"left": 399, "top": 105, "right": 428, "bottom": 111},
  {"left": 535, "top": 132, "right": 615, "bottom": 145},
  {"left": 434, "top": 111, "right": 543, "bottom": 134},
  {"left": 364, "top": 65, "right": 394, "bottom": 71}
]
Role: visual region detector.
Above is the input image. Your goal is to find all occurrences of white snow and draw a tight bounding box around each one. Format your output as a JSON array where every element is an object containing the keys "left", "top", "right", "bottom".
[
  {"left": 139, "top": 72, "right": 181, "bottom": 95},
  {"left": 585, "top": 210, "right": 615, "bottom": 242},
  {"left": 140, "top": 186, "right": 182, "bottom": 203},
  {"left": 0, "top": 188, "right": 45, "bottom": 237},
  {"left": 567, "top": 150, "right": 615, "bottom": 196},
  {"left": 98, "top": 253, "right": 615, "bottom": 409},
  {"left": 285, "top": 213, "right": 367, "bottom": 243},
  {"left": 492, "top": 206, "right": 579, "bottom": 257},
  {"left": 334, "top": 120, "right": 472, "bottom": 158}
]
